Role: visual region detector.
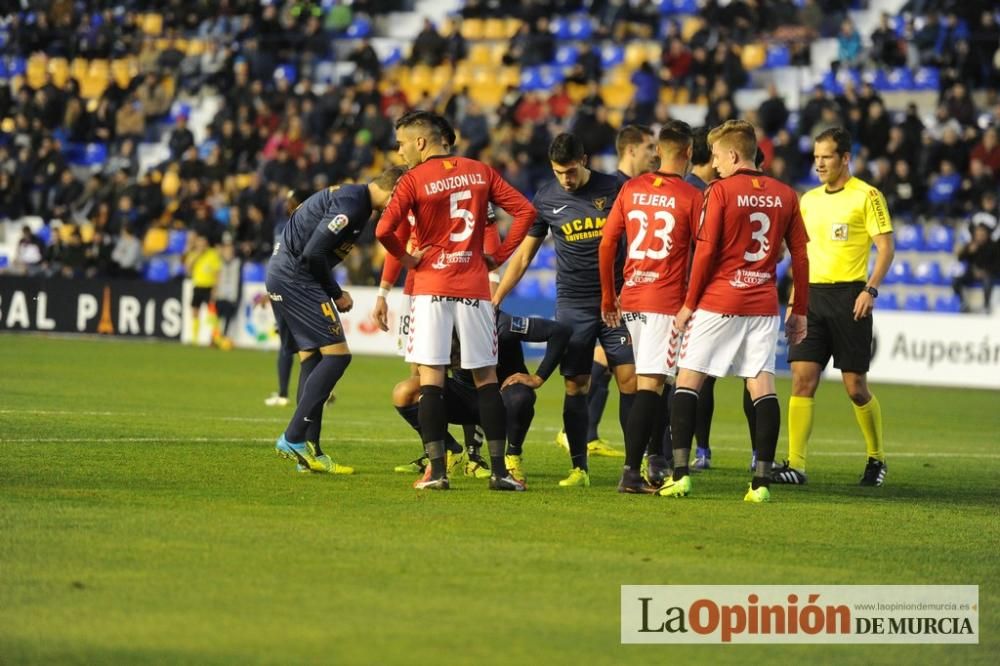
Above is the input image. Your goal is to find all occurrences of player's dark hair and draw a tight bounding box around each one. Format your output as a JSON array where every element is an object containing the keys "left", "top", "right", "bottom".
[
  {"left": 755, "top": 148, "right": 765, "bottom": 167},
  {"left": 431, "top": 114, "right": 457, "bottom": 148},
  {"left": 690, "top": 126, "right": 711, "bottom": 166},
  {"left": 549, "top": 132, "right": 586, "bottom": 164},
  {"left": 287, "top": 188, "right": 312, "bottom": 207},
  {"left": 373, "top": 165, "right": 407, "bottom": 190},
  {"left": 615, "top": 124, "right": 654, "bottom": 158},
  {"left": 815, "top": 127, "right": 852, "bottom": 156},
  {"left": 658, "top": 120, "right": 693, "bottom": 151},
  {"left": 395, "top": 110, "right": 444, "bottom": 144}
]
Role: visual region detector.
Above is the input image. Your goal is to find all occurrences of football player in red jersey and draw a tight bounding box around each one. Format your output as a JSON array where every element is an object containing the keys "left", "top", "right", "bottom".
[
  {"left": 661, "top": 119, "right": 810, "bottom": 503},
  {"left": 600, "top": 120, "right": 703, "bottom": 494},
  {"left": 375, "top": 111, "right": 536, "bottom": 491}
]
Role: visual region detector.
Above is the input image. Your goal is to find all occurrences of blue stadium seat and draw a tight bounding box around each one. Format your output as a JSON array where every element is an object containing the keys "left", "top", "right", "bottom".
[
  {"left": 903, "top": 293, "right": 929, "bottom": 311},
  {"left": 913, "top": 67, "right": 939, "bottom": 91},
  {"left": 550, "top": 17, "right": 571, "bottom": 40},
  {"left": 165, "top": 229, "right": 188, "bottom": 255},
  {"left": 600, "top": 44, "right": 624, "bottom": 68},
  {"left": 144, "top": 257, "right": 171, "bottom": 282},
  {"left": 887, "top": 67, "right": 913, "bottom": 91},
  {"left": 775, "top": 256, "right": 791, "bottom": 282},
  {"left": 894, "top": 224, "right": 923, "bottom": 251},
  {"left": 934, "top": 294, "right": 962, "bottom": 313},
  {"left": 214, "top": 206, "right": 231, "bottom": 225},
  {"left": 274, "top": 64, "right": 297, "bottom": 83},
  {"left": 538, "top": 66, "right": 563, "bottom": 88},
  {"left": 785, "top": 111, "right": 800, "bottom": 134},
  {"left": 924, "top": 225, "right": 955, "bottom": 252},
  {"left": 84, "top": 143, "right": 107, "bottom": 167},
  {"left": 514, "top": 274, "right": 541, "bottom": 298},
  {"left": 539, "top": 276, "right": 557, "bottom": 300},
  {"left": 382, "top": 46, "right": 403, "bottom": 67},
  {"left": 567, "top": 15, "right": 593, "bottom": 40},
  {"left": 170, "top": 102, "right": 191, "bottom": 123},
  {"left": 764, "top": 44, "right": 791, "bottom": 68},
  {"left": 35, "top": 224, "right": 52, "bottom": 246},
  {"left": 346, "top": 17, "right": 372, "bottom": 38},
  {"left": 913, "top": 260, "right": 943, "bottom": 285},
  {"left": 879, "top": 292, "right": 899, "bottom": 310},
  {"left": 0, "top": 254, "right": 8, "bottom": 270},
  {"left": 883, "top": 260, "right": 912, "bottom": 285},
  {"left": 64, "top": 142, "right": 87, "bottom": 166},
  {"left": 519, "top": 67, "right": 544, "bottom": 92},
  {"left": 8, "top": 56, "right": 26, "bottom": 77},
  {"left": 242, "top": 262, "right": 266, "bottom": 282},
  {"left": 554, "top": 44, "right": 578, "bottom": 67},
  {"left": 944, "top": 259, "right": 966, "bottom": 282}
]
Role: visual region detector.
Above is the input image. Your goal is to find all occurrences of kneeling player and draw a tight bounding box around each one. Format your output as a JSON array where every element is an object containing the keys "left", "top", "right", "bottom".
[
  {"left": 393, "top": 311, "right": 571, "bottom": 486},
  {"left": 269, "top": 167, "right": 406, "bottom": 473},
  {"left": 600, "top": 120, "right": 702, "bottom": 493}
]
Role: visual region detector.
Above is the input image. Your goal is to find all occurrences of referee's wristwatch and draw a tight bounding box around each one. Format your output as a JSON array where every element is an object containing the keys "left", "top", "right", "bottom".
[{"left": 863, "top": 286, "right": 878, "bottom": 298}]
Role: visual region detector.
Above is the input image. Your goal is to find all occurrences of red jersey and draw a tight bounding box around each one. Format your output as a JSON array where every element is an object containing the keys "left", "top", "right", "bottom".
[
  {"left": 685, "top": 169, "right": 809, "bottom": 316},
  {"left": 599, "top": 172, "right": 702, "bottom": 316},
  {"left": 376, "top": 156, "right": 535, "bottom": 299},
  {"left": 379, "top": 213, "right": 416, "bottom": 295}
]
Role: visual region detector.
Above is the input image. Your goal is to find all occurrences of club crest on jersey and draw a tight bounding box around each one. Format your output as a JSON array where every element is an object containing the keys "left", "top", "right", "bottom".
[
  {"left": 327, "top": 214, "right": 349, "bottom": 233},
  {"left": 831, "top": 223, "right": 849, "bottom": 241},
  {"left": 751, "top": 177, "right": 763, "bottom": 190},
  {"left": 593, "top": 197, "right": 607, "bottom": 211}
]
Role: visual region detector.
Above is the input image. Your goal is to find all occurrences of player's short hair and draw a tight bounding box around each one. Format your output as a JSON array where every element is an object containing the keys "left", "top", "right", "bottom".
[
  {"left": 549, "top": 132, "right": 586, "bottom": 164},
  {"left": 690, "top": 126, "right": 711, "bottom": 166},
  {"left": 815, "top": 127, "right": 852, "bottom": 156},
  {"left": 287, "top": 188, "right": 312, "bottom": 207},
  {"left": 707, "top": 119, "right": 758, "bottom": 161},
  {"left": 395, "top": 110, "right": 445, "bottom": 144},
  {"left": 430, "top": 114, "right": 457, "bottom": 148},
  {"left": 657, "top": 120, "right": 693, "bottom": 157},
  {"left": 373, "top": 165, "right": 407, "bottom": 190},
  {"left": 615, "top": 124, "right": 654, "bottom": 158}
]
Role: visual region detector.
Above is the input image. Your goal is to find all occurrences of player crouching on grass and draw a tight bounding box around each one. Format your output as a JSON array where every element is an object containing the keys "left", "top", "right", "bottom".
[
  {"left": 392, "top": 310, "right": 571, "bottom": 488},
  {"left": 270, "top": 167, "right": 406, "bottom": 475}
]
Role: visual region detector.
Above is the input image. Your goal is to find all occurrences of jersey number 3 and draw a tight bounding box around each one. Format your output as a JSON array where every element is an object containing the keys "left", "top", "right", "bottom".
[
  {"left": 628, "top": 210, "right": 675, "bottom": 260},
  {"left": 744, "top": 212, "right": 771, "bottom": 262},
  {"left": 449, "top": 190, "right": 474, "bottom": 242}
]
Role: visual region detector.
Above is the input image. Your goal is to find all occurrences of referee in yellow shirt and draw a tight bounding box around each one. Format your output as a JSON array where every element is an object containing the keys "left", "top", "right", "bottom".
[{"left": 774, "top": 127, "right": 895, "bottom": 486}]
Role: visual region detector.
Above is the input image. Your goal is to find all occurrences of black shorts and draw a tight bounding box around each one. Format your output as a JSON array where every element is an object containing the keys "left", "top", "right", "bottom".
[
  {"left": 555, "top": 302, "right": 634, "bottom": 376},
  {"left": 191, "top": 287, "right": 213, "bottom": 308},
  {"left": 444, "top": 379, "right": 536, "bottom": 428},
  {"left": 787, "top": 282, "right": 873, "bottom": 373},
  {"left": 265, "top": 262, "right": 346, "bottom": 353}
]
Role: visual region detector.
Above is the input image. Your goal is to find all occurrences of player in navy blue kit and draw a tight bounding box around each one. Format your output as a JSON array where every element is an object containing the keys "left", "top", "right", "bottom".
[
  {"left": 269, "top": 167, "right": 406, "bottom": 475},
  {"left": 393, "top": 311, "right": 571, "bottom": 485},
  {"left": 494, "top": 133, "right": 636, "bottom": 488}
]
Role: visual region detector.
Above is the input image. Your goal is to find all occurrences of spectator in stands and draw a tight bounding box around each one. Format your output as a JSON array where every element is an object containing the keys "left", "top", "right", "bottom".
[
  {"left": 927, "top": 160, "right": 963, "bottom": 218},
  {"left": 836, "top": 18, "right": 862, "bottom": 69},
  {"left": 970, "top": 127, "right": 1000, "bottom": 182},
  {"left": 49, "top": 170, "right": 83, "bottom": 224},
  {"left": 111, "top": 223, "right": 142, "bottom": 279},
  {"left": 869, "top": 12, "right": 905, "bottom": 68},
  {"left": 409, "top": 19, "right": 447, "bottom": 67},
  {"left": 885, "top": 159, "right": 923, "bottom": 220},
  {"left": 214, "top": 238, "right": 243, "bottom": 341},
  {"left": 862, "top": 100, "right": 892, "bottom": 159},
  {"left": 13, "top": 226, "right": 45, "bottom": 276},
  {"left": 757, "top": 83, "right": 790, "bottom": 138},
  {"left": 348, "top": 39, "right": 382, "bottom": 80},
  {"left": 953, "top": 222, "right": 1000, "bottom": 313},
  {"left": 914, "top": 11, "right": 941, "bottom": 65},
  {"left": 630, "top": 62, "right": 660, "bottom": 126},
  {"left": 52, "top": 227, "right": 87, "bottom": 278},
  {"left": 459, "top": 100, "right": 491, "bottom": 158},
  {"left": 168, "top": 115, "right": 195, "bottom": 160},
  {"left": 944, "top": 82, "right": 977, "bottom": 128}
]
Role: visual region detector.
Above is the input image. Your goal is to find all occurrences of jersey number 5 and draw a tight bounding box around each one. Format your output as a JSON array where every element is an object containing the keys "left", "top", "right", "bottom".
[
  {"left": 744, "top": 212, "right": 771, "bottom": 262},
  {"left": 449, "top": 190, "right": 474, "bottom": 242},
  {"left": 628, "top": 210, "right": 675, "bottom": 260}
]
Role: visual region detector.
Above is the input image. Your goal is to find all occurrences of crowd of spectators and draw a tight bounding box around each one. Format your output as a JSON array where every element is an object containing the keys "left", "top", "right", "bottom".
[{"left": 1, "top": 0, "right": 999, "bottom": 305}]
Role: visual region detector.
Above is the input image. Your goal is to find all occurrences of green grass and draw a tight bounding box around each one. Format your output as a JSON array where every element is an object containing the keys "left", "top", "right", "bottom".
[{"left": 0, "top": 334, "right": 997, "bottom": 665}]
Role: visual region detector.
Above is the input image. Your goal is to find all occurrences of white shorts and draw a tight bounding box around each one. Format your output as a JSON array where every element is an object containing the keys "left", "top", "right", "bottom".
[
  {"left": 405, "top": 295, "right": 497, "bottom": 369},
  {"left": 678, "top": 310, "right": 779, "bottom": 378},
  {"left": 623, "top": 311, "right": 679, "bottom": 377},
  {"left": 395, "top": 294, "right": 413, "bottom": 357}
]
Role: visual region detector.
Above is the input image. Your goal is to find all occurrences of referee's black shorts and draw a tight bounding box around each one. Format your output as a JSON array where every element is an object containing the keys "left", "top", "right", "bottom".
[{"left": 787, "top": 282, "right": 874, "bottom": 373}]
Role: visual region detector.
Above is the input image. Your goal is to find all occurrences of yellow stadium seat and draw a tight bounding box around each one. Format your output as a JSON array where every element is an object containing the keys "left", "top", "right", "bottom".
[
  {"left": 70, "top": 57, "right": 88, "bottom": 84},
  {"left": 468, "top": 44, "right": 493, "bottom": 66},
  {"left": 408, "top": 65, "right": 432, "bottom": 88},
  {"left": 142, "top": 227, "right": 169, "bottom": 256},
  {"left": 26, "top": 55, "right": 47, "bottom": 89},
  {"left": 468, "top": 84, "right": 504, "bottom": 108},
  {"left": 489, "top": 43, "right": 507, "bottom": 66},
  {"left": 48, "top": 57, "right": 70, "bottom": 88},
  {"left": 625, "top": 42, "right": 655, "bottom": 69},
  {"left": 504, "top": 18, "right": 523, "bottom": 39},
  {"left": 483, "top": 18, "right": 507, "bottom": 40},
  {"left": 111, "top": 59, "right": 137, "bottom": 89},
  {"left": 741, "top": 43, "right": 766, "bottom": 71},
  {"left": 682, "top": 17, "right": 705, "bottom": 42},
  {"left": 80, "top": 72, "right": 109, "bottom": 99},
  {"left": 470, "top": 66, "right": 493, "bottom": 86},
  {"left": 608, "top": 65, "right": 632, "bottom": 86},
  {"left": 142, "top": 13, "right": 163, "bottom": 36},
  {"left": 235, "top": 173, "right": 253, "bottom": 190},
  {"left": 675, "top": 88, "right": 690, "bottom": 104},
  {"left": 607, "top": 109, "right": 624, "bottom": 129},
  {"left": 659, "top": 87, "right": 674, "bottom": 104},
  {"left": 601, "top": 83, "right": 635, "bottom": 109},
  {"left": 566, "top": 81, "right": 588, "bottom": 103},
  {"left": 452, "top": 67, "right": 472, "bottom": 88},
  {"left": 161, "top": 170, "right": 181, "bottom": 198},
  {"left": 499, "top": 66, "right": 521, "bottom": 88},
  {"left": 79, "top": 223, "right": 95, "bottom": 244},
  {"left": 460, "top": 18, "right": 484, "bottom": 41},
  {"left": 431, "top": 64, "right": 453, "bottom": 88},
  {"left": 186, "top": 40, "right": 206, "bottom": 57},
  {"left": 88, "top": 59, "right": 110, "bottom": 78}
]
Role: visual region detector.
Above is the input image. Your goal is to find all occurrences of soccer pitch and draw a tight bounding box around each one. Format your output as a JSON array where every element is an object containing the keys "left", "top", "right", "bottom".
[{"left": 1, "top": 335, "right": 997, "bottom": 664}]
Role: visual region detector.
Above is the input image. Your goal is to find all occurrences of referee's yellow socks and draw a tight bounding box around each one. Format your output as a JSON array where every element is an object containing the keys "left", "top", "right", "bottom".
[
  {"left": 788, "top": 396, "right": 814, "bottom": 471},
  {"left": 853, "top": 395, "right": 885, "bottom": 462}
]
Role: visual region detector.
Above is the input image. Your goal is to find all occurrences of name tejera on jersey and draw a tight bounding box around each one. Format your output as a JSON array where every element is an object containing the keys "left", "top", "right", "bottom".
[
  {"left": 631, "top": 193, "right": 676, "bottom": 208},
  {"left": 423, "top": 173, "right": 487, "bottom": 195}
]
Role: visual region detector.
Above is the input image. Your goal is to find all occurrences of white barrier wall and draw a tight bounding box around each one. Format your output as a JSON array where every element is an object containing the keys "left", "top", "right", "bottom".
[
  {"left": 861, "top": 311, "right": 1000, "bottom": 389},
  {"left": 232, "top": 284, "right": 407, "bottom": 356}
]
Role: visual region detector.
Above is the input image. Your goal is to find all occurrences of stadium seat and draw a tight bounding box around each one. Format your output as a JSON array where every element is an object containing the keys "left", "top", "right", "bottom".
[
  {"left": 346, "top": 17, "right": 372, "bottom": 39},
  {"left": 468, "top": 44, "right": 493, "bottom": 66},
  {"left": 554, "top": 45, "right": 578, "bottom": 68},
  {"left": 600, "top": 45, "right": 625, "bottom": 69},
  {"left": 775, "top": 256, "right": 791, "bottom": 282},
  {"left": 681, "top": 16, "right": 704, "bottom": 41},
  {"left": 879, "top": 292, "right": 899, "bottom": 310},
  {"left": 924, "top": 225, "right": 955, "bottom": 252},
  {"left": 482, "top": 18, "right": 508, "bottom": 40},
  {"left": 538, "top": 66, "right": 563, "bottom": 88},
  {"left": 567, "top": 16, "right": 594, "bottom": 40},
  {"left": 549, "top": 17, "right": 571, "bottom": 40},
  {"left": 764, "top": 44, "right": 791, "bottom": 68},
  {"left": 84, "top": 143, "right": 108, "bottom": 167},
  {"left": 166, "top": 229, "right": 188, "bottom": 255},
  {"left": 242, "top": 262, "right": 266, "bottom": 283},
  {"left": 35, "top": 224, "right": 52, "bottom": 246},
  {"left": 625, "top": 42, "right": 658, "bottom": 69},
  {"left": 170, "top": 101, "right": 191, "bottom": 123},
  {"left": 913, "top": 67, "right": 939, "bottom": 91},
  {"left": 944, "top": 260, "right": 966, "bottom": 283},
  {"left": 144, "top": 257, "right": 171, "bottom": 282},
  {"left": 670, "top": 0, "right": 699, "bottom": 13},
  {"left": 741, "top": 43, "right": 766, "bottom": 71},
  {"left": 382, "top": 46, "right": 403, "bottom": 67},
  {"left": 913, "top": 260, "right": 943, "bottom": 285},
  {"left": 601, "top": 83, "right": 635, "bottom": 108},
  {"left": 26, "top": 54, "right": 47, "bottom": 89},
  {"left": 903, "top": 293, "right": 929, "bottom": 311},
  {"left": 934, "top": 294, "right": 962, "bottom": 313},
  {"left": 48, "top": 57, "right": 70, "bottom": 88},
  {"left": 0, "top": 254, "right": 8, "bottom": 270},
  {"left": 460, "top": 18, "right": 484, "bottom": 41},
  {"left": 141, "top": 13, "right": 163, "bottom": 36},
  {"left": 519, "top": 67, "right": 543, "bottom": 92},
  {"left": 274, "top": 64, "right": 297, "bottom": 83},
  {"left": 883, "top": 260, "right": 912, "bottom": 285},
  {"left": 894, "top": 224, "right": 923, "bottom": 251}
]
